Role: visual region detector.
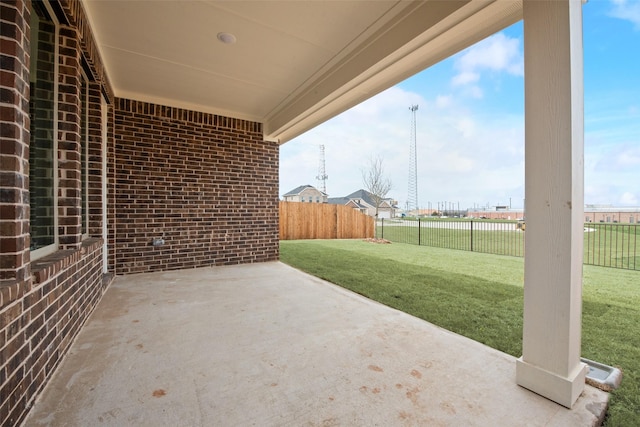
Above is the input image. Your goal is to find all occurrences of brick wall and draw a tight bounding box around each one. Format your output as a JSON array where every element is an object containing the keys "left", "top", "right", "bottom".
[
  {"left": 57, "top": 25, "right": 83, "bottom": 250},
  {"left": 86, "top": 81, "right": 105, "bottom": 238},
  {"left": 1, "top": 0, "right": 31, "bottom": 284},
  {"left": 114, "top": 99, "right": 279, "bottom": 274},
  {"left": 1, "top": 240, "right": 105, "bottom": 426},
  {"left": 106, "top": 105, "right": 116, "bottom": 274},
  {"left": 1, "top": 1, "right": 111, "bottom": 425},
  {"left": 2, "top": 0, "right": 280, "bottom": 423}
]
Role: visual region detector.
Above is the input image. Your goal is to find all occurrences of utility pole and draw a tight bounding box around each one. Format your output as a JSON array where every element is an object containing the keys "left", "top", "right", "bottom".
[
  {"left": 407, "top": 105, "right": 419, "bottom": 212},
  {"left": 316, "top": 145, "right": 328, "bottom": 194}
]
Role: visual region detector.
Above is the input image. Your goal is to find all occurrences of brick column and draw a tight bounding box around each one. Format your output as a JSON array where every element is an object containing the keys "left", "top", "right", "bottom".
[
  {"left": 0, "top": 0, "right": 31, "bottom": 283},
  {"left": 57, "top": 25, "right": 82, "bottom": 249},
  {"left": 87, "top": 81, "right": 103, "bottom": 237}
]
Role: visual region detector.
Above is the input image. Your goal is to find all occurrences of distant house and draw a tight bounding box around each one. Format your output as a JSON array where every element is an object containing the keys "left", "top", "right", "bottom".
[
  {"left": 282, "top": 185, "right": 328, "bottom": 203},
  {"left": 328, "top": 189, "right": 397, "bottom": 218}
]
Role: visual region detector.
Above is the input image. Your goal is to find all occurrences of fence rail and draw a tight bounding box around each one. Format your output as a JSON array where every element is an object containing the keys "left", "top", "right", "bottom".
[
  {"left": 280, "top": 202, "right": 374, "bottom": 240},
  {"left": 379, "top": 218, "right": 639, "bottom": 271}
]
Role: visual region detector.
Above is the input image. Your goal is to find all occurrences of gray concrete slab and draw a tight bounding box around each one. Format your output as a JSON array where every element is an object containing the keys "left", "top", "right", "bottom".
[{"left": 23, "top": 262, "right": 608, "bottom": 426}]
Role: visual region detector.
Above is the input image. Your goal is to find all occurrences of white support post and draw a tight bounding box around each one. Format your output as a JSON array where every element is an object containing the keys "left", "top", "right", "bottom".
[{"left": 516, "top": 0, "right": 587, "bottom": 408}]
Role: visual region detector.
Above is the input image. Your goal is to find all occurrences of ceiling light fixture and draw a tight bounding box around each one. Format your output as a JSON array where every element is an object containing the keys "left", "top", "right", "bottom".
[{"left": 217, "top": 32, "right": 237, "bottom": 45}]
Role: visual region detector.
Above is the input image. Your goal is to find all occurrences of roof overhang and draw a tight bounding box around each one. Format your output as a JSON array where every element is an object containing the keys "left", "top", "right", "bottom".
[{"left": 82, "top": 0, "right": 522, "bottom": 144}]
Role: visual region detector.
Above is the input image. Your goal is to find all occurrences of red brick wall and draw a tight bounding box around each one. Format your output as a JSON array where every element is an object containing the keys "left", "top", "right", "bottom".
[
  {"left": 113, "top": 99, "right": 279, "bottom": 274},
  {"left": 57, "top": 25, "right": 83, "bottom": 250},
  {"left": 1, "top": 1, "right": 110, "bottom": 425},
  {"left": 87, "top": 81, "right": 106, "bottom": 237},
  {"left": 1, "top": 0, "right": 31, "bottom": 284},
  {"left": 1, "top": 240, "right": 106, "bottom": 426},
  {"left": 585, "top": 211, "right": 638, "bottom": 224},
  {"left": 2, "top": 0, "right": 280, "bottom": 422}
]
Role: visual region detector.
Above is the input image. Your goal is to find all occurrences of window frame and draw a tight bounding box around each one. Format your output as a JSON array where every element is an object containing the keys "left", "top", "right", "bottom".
[{"left": 30, "top": 1, "right": 60, "bottom": 260}]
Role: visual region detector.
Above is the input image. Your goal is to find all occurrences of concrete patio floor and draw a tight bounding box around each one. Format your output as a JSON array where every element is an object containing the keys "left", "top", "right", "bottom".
[{"left": 23, "top": 262, "right": 608, "bottom": 426}]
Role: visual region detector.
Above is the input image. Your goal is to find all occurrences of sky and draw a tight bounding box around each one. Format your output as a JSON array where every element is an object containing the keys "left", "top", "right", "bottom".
[{"left": 279, "top": 0, "right": 640, "bottom": 211}]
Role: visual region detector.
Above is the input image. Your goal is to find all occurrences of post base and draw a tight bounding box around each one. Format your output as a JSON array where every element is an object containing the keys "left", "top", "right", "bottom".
[{"left": 516, "top": 357, "right": 588, "bottom": 408}]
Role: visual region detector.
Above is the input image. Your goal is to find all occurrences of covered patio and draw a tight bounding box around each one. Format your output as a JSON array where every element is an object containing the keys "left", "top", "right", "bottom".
[
  {"left": 24, "top": 262, "right": 606, "bottom": 426},
  {"left": 2, "top": 0, "right": 600, "bottom": 424}
]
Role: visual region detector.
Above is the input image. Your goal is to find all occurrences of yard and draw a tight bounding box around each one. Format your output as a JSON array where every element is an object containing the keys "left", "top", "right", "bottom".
[
  {"left": 280, "top": 239, "right": 640, "bottom": 427},
  {"left": 376, "top": 218, "right": 639, "bottom": 270}
]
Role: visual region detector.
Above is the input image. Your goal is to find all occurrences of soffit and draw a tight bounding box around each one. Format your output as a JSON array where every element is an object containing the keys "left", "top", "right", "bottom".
[{"left": 82, "top": 0, "right": 522, "bottom": 143}]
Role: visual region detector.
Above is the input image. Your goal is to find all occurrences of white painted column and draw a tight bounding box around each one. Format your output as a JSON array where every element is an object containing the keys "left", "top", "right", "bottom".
[{"left": 516, "top": 0, "right": 587, "bottom": 408}]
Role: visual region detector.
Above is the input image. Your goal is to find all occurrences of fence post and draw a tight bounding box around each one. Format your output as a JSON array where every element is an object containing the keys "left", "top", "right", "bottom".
[
  {"left": 381, "top": 218, "right": 384, "bottom": 240},
  {"left": 470, "top": 220, "right": 474, "bottom": 252},
  {"left": 418, "top": 218, "right": 421, "bottom": 246}
]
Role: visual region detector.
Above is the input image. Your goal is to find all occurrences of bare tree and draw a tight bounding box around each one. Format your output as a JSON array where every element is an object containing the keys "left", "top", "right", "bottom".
[{"left": 362, "top": 156, "right": 392, "bottom": 218}]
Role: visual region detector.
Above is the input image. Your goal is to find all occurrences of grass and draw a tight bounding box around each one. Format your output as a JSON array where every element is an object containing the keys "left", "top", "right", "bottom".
[
  {"left": 377, "top": 219, "right": 639, "bottom": 270},
  {"left": 280, "top": 239, "right": 640, "bottom": 427}
]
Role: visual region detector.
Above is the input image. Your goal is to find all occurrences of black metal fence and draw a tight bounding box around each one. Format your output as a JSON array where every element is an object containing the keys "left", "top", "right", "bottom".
[{"left": 378, "top": 218, "right": 639, "bottom": 271}]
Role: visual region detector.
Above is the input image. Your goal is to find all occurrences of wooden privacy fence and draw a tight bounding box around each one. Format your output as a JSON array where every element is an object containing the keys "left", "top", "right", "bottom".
[{"left": 280, "top": 202, "right": 374, "bottom": 240}]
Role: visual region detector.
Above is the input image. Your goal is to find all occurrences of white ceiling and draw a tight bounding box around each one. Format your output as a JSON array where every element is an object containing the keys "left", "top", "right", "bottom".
[{"left": 82, "top": 0, "right": 522, "bottom": 143}]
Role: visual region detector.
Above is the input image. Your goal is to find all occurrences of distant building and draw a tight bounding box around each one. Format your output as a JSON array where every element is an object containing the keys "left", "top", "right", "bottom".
[
  {"left": 467, "top": 208, "right": 524, "bottom": 220},
  {"left": 282, "top": 185, "right": 328, "bottom": 203},
  {"left": 407, "top": 208, "right": 439, "bottom": 217},
  {"left": 467, "top": 205, "right": 640, "bottom": 223},
  {"left": 328, "top": 189, "right": 397, "bottom": 218},
  {"left": 584, "top": 206, "right": 640, "bottom": 224}
]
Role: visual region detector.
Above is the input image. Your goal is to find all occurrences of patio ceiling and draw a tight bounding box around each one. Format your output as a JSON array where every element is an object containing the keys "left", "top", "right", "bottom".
[{"left": 82, "top": 0, "right": 522, "bottom": 143}]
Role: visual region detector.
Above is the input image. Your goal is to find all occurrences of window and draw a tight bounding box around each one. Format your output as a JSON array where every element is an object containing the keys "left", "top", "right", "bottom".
[
  {"left": 631, "top": 216, "right": 635, "bottom": 224},
  {"left": 29, "top": 3, "right": 58, "bottom": 258},
  {"left": 301, "top": 197, "right": 304, "bottom": 202}
]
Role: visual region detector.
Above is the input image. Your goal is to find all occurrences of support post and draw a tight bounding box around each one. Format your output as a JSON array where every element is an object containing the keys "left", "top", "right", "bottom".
[{"left": 516, "top": 0, "right": 587, "bottom": 408}]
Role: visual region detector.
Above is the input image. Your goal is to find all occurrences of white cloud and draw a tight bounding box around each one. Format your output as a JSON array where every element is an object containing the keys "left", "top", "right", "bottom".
[
  {"left": 464, "top": 85, "right": 484, "bottom": 99},
  {"left": 281, "top": 11, "right": 638, "bottom": 211},
  {"left": 591, "top": 144, "right": 640, "bottom": 171},
  {"left": 609, "top": 0, "right": 640, "bottom": 30},
  {"left": 620, "top": 192, "right": 639, "bottom": 205},
  {"left": 280, "top": 86, "right": 525, "bottom": 210},
  {"left": 435, "top": 95, "right": 453, "bottom": 109},
  {"left": 584, "top": 141, "right": 640, "bottom": 206},
  {"left": 616, "top": 147, "right": 640, "bottom": 166},
  {"left": 451, "top": 71, "right": 479, "bottom": 86},
  {"left": 456, "top": 118, "right": 476, "bottom": 139},
  {"left": 451, "top": 33, "right": 523, "bottom": 88}
]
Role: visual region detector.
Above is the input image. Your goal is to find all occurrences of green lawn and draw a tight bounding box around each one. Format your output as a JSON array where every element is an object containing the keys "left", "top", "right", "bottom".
[
  {"left": 377, "top": 219, "right": 639, "bottom": 270},
  {"left": 280, "top": 239, "right": 640, "bottom": 427}
]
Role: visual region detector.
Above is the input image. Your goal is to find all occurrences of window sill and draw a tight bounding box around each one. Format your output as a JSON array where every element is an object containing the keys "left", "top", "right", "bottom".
[{"left": 31, "top": 238, "right": 103, "bottom": 285}]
